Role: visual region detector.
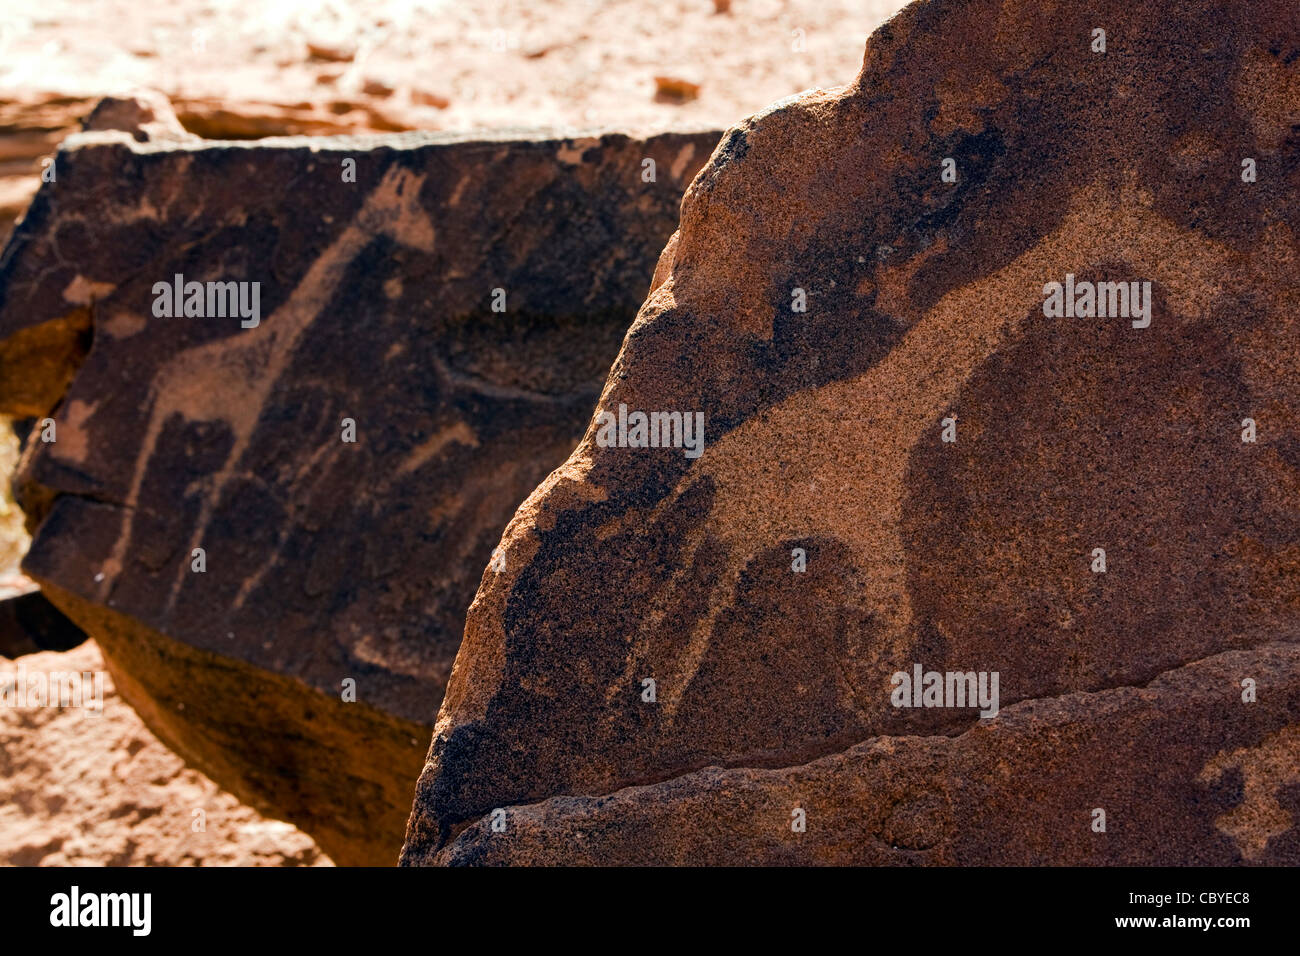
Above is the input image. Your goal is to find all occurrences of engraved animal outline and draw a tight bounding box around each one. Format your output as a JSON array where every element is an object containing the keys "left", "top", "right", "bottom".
[
  {"left": 98, "top": 167, "right": 435, "bottom": 611},
  {"left": 602, "top": 180, "right": 1242, "bottom": 724}
]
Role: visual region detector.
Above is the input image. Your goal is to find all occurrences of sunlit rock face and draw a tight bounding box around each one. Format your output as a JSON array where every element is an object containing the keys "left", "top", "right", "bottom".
[{"left": 402, "top": 0, "right": 1300, "bottom": 866}]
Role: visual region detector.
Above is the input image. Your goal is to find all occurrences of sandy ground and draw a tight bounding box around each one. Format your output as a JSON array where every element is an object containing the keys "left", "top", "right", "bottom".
[
  {"left": 2, "top": 0, "right": 906, "bottom": 132},
  {"left": 0, "top": 1, "right": 908, "bottom": 865},
  {"left": 0, "top": 641, "right": 331, "bottom": 865},
  {"left": 0, "top": 1, "right": 908, "bottom": 236}
]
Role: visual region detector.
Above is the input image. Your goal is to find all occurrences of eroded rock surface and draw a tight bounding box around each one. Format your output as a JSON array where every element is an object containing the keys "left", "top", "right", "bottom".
[
  {"left": 432, "top": 645, "right": 1300, "bottom": 865},
  {"left": 403, "top": 0, "right": 1300, "bottom": 865},
  {"left": 0, "top": 122, "right": 717, "bottom": 864}
]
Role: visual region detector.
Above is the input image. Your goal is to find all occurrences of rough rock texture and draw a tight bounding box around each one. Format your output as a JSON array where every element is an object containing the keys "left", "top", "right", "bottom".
[
  {"left": 0, "top": 94, "right": 84, "bottom": 247},
  {"left": 403, "top": 0, "right": 1300, "bottom": 865},
  {"left": 0, "top": 641, "right": 330, "bottom": 866},
  {"left": 0, "top": 122, "right": 717, "bottom": 865},
  {"left": 434, "top": 644, "right": 1300, "bottom": 865},
  {"left": 0, "top": 419, "right": 29, "bottom": 572},
  {"left": 80, "top": 91, "right": 199, "bottom": 144},
  {"left": 1, "top": 429, "right": 85, "bottom": 658}
]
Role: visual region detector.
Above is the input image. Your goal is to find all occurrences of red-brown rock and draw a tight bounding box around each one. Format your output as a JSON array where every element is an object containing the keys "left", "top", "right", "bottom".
[
  {"left": 0, "top": 115, "right": 718, "bottom": 865},
  {"left": 402, "top": 0, "right": 1300, "bottom": 865}
]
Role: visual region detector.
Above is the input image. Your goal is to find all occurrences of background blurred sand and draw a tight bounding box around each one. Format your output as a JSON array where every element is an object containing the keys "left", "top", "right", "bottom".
[{"left": 0, "top": 0, "right": 908, "bottom": 238}]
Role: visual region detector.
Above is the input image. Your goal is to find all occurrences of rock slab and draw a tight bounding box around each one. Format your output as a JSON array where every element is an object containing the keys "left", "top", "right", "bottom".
[
  {"left": 402, "top": 0, "right": 1300, "bottom": 864},
  {"left": 0, "top": 120, "right": 718, "bottom": 864}
]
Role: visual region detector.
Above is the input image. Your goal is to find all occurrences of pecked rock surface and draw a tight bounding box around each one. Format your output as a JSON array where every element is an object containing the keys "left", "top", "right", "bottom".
[
  {"left": 0, "top": 120, "right": 718, "bottom": 865},
  {"left": 432, "top": 644, "right": 1300, "bottom": 865},
  {"left": 402, "top": 0, "right": 1300, "bottom": 865}
]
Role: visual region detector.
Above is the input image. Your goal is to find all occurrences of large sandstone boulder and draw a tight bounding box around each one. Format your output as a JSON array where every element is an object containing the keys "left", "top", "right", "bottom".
[
  {"left": 0, "top": 118, "right": 718, "bottom": 864},
  {"left": 402, "top": 0, "right": 1300, "bottom": 865}
]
